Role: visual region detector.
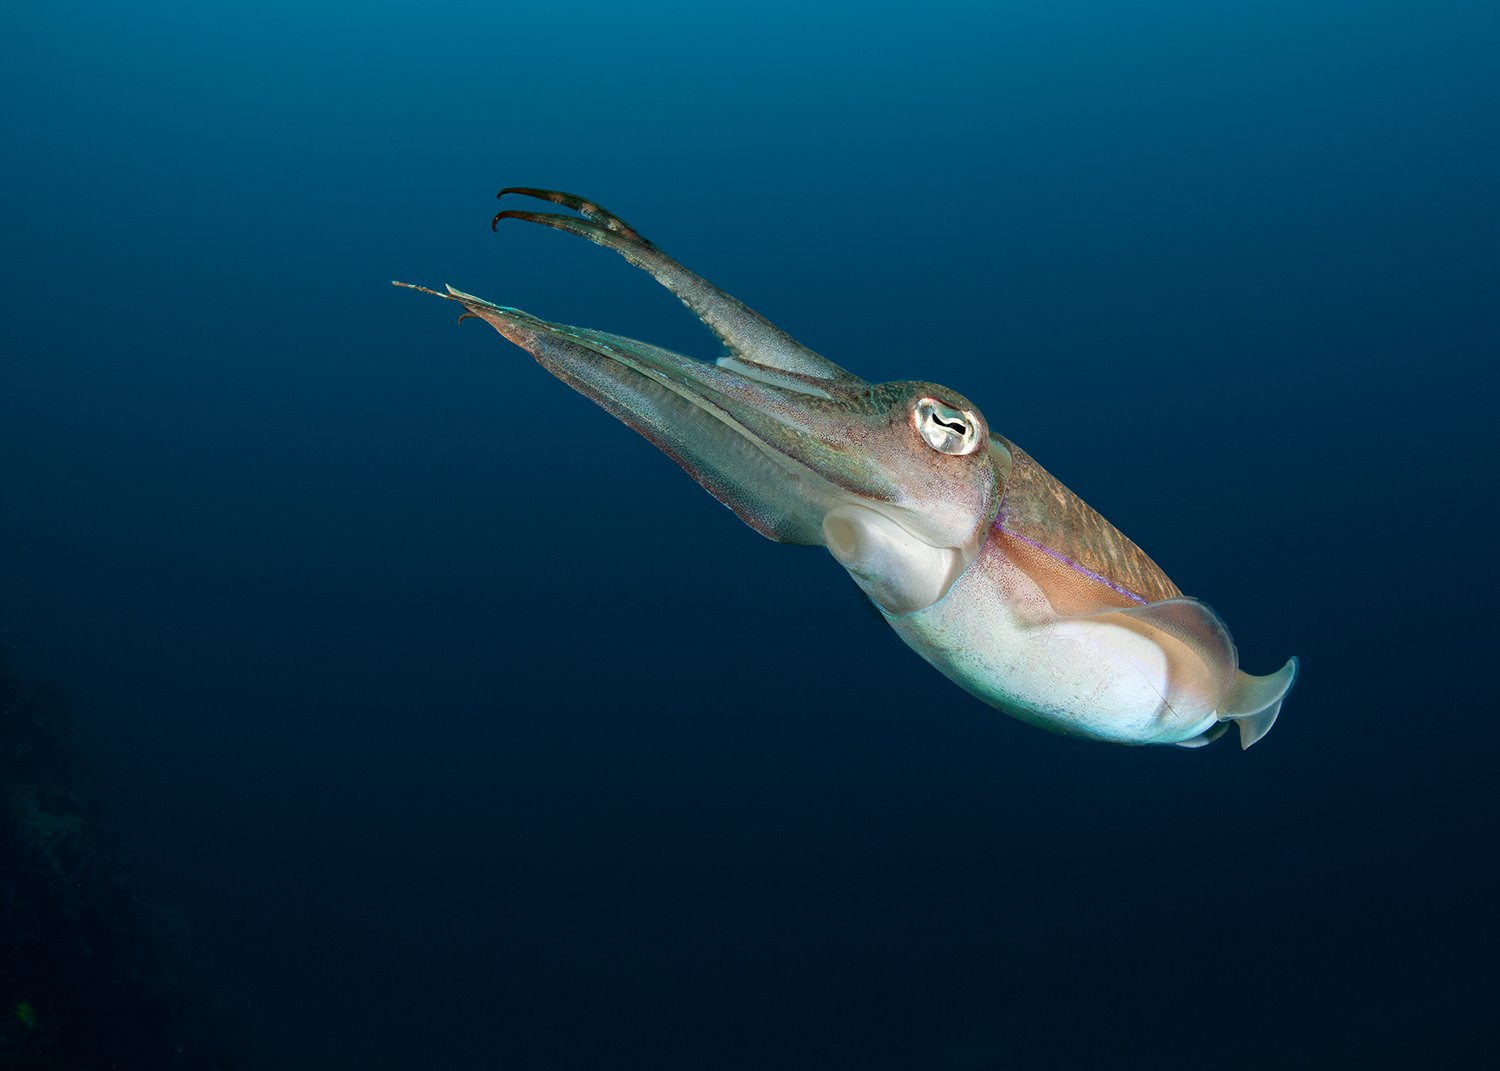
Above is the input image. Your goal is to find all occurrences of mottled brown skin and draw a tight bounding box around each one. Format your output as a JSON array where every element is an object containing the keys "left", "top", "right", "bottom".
[{"left": 993, "top": 436, "right": 1183, "bottom": 611}]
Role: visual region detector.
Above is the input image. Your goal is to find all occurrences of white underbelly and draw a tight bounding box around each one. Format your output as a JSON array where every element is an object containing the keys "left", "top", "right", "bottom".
[{"left": 885, "top": 545, "right": 1218, "bottom": 745}]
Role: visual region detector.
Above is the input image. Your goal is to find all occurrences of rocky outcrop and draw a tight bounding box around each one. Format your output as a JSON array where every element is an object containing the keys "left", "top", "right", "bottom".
[{"left": 1, "top": 653, "right": 243, "bottom": 1069}]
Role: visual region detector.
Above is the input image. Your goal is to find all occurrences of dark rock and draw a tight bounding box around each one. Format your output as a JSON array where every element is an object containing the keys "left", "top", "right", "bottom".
[{"left": 1, "top": 652, "right": 244, "bottom": 1069}]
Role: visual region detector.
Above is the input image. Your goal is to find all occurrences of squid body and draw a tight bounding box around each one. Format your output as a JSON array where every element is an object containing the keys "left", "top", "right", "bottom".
[{"left": 398, "top": 188, "right": 1297, "bottom": 749}]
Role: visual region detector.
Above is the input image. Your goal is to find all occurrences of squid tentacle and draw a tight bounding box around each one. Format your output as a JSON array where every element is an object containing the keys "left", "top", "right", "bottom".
[
  {"left": 491, "top": 188, "right": 860, "bottom": 384},
  {"left": 497, "top": 186, "right": 645, "bottom": 240}
]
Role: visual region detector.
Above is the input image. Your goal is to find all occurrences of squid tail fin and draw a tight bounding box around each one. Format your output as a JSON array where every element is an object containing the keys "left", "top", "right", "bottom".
[{"left": 1219, "top": 658, "right": 1299, "bottom": 749}]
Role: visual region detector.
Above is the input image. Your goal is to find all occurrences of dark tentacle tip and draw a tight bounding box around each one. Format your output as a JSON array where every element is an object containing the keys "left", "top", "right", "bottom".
[
  {"left": 497, "top": 186, "right": 571, "bottom": 205},
  {"left": 493, "top": 186, "right": 648, "bottom": 244}
]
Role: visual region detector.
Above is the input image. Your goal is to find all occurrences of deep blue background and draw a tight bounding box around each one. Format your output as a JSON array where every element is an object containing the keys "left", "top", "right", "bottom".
[{"left": 3, "top": 2, "right": 1497, "bottom": 1066}]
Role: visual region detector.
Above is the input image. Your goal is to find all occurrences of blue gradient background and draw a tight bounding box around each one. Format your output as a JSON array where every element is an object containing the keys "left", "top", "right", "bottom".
[{"left": 2, "top": 2, "right": 1496, "bottom": 1066}]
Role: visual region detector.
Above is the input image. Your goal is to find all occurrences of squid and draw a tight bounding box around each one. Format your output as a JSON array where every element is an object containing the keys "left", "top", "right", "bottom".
[{"left": 396, "top": 188, "right": 1297, "bottom": 749}]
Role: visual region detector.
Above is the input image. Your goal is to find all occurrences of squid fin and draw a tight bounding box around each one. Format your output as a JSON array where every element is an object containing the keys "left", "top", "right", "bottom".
[
  {"left": 1087, "top": 598, "right": 1296, "bottom": 749},
  {"left": 1175, "top": 722, "right": 1229, "bottom": 749},
  {"left": 1219, "top": 658, "right": 1299, "bottom": 749}
]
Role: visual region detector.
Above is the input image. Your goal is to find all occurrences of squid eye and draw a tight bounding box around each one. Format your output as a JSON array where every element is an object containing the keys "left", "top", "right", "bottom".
[{"left": 914, "top": 397, "right": 982, "bottom": 456}]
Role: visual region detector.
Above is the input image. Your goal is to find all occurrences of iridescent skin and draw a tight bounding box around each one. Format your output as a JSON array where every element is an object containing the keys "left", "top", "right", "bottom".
[{"left": 397, "top": 188, "right": 1297, "bottom": 748}]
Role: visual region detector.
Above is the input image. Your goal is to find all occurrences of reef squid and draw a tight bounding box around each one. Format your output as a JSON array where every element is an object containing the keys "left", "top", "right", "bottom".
[{"left": 397, "top": 188, "right": 1297, "bottom": 749}]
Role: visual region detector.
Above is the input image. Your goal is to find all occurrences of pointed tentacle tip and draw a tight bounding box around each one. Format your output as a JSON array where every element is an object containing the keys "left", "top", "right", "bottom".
[
  {"left": 497, "top": 186, "right": 553, "bottom": 201},
  {"left": 492, "top": 208, "right": 530, "bottom": 231},
  {"left": 393, "top": 280, "right": 476, "bottom": 326},
  {"left": 496, "top": 186, "right": 584, "bottom": 211},
  {"left": 492, "top": 187, "right": 648, "bottom": 243},
  {"left": 391, "top": 280, "right": 456, "bottom": 299}
]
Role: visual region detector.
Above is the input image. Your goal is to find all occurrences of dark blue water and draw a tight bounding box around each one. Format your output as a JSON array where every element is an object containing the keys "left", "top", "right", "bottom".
[{"left": 2, "top": 2, "right": 1496, "bottom": 1066}]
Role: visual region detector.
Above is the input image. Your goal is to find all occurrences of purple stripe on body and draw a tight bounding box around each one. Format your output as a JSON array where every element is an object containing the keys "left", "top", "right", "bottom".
[{"left": 993, "top": 506, "right": 1148, "bottom": 606}]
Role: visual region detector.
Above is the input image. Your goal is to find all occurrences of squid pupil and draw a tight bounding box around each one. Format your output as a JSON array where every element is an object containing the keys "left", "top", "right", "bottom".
[{"left": 933, "top": 415, "right": 966, "bottom": 433}]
